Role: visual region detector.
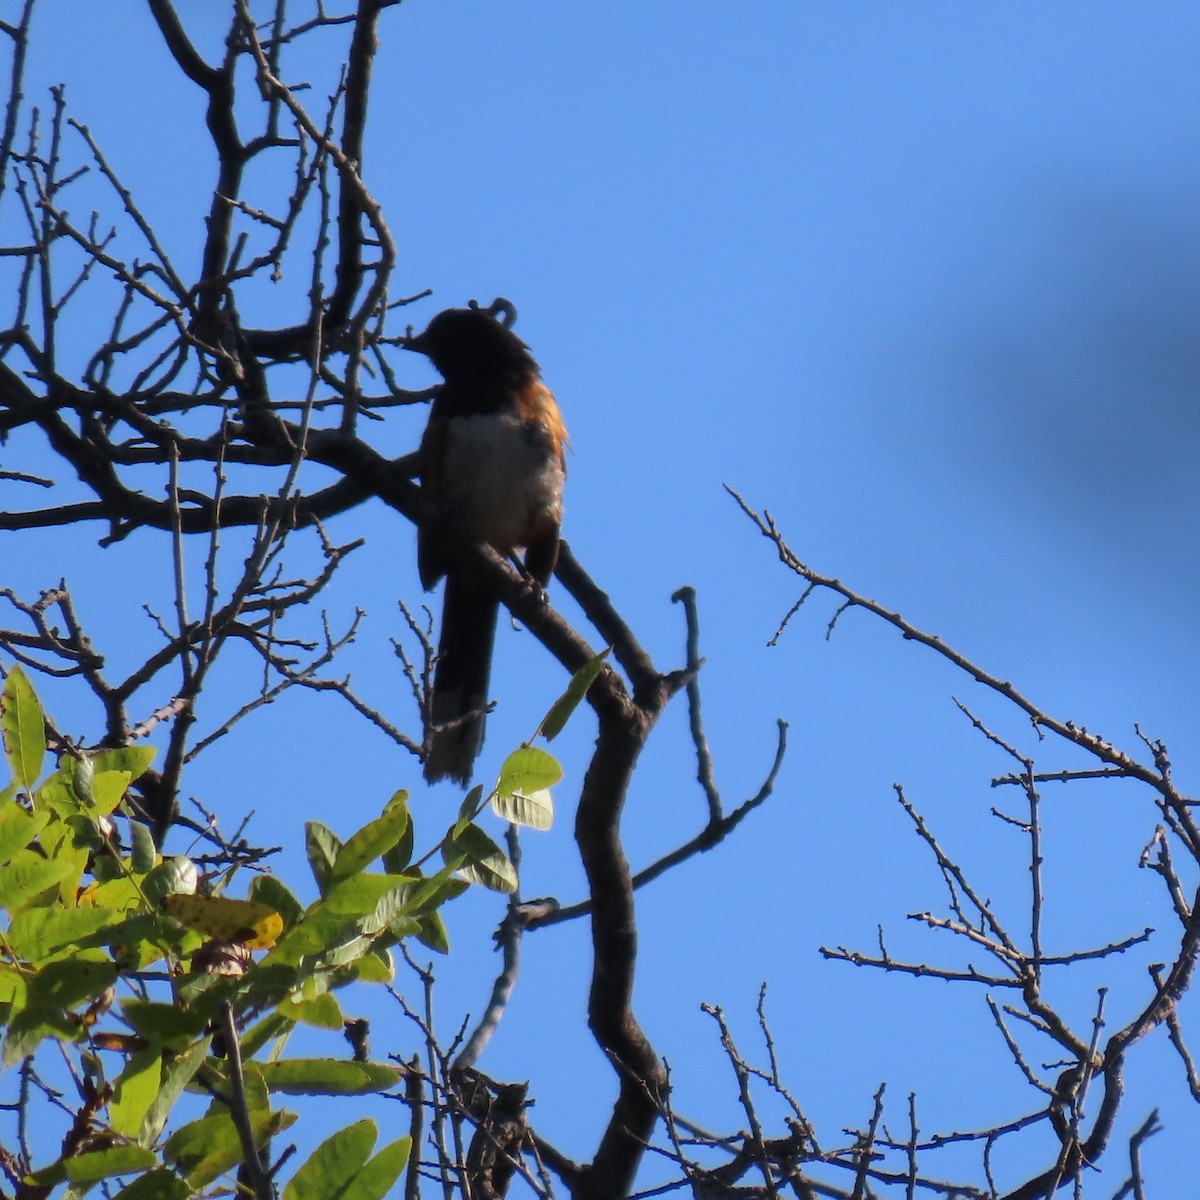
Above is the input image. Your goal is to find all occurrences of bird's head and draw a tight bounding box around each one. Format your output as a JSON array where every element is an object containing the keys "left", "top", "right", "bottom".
[{"left": 403, "top": 300, "right": 533, "bottom": 381}]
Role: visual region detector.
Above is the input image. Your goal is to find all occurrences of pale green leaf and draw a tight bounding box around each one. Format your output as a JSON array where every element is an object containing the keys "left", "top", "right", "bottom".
[
  {"left": 71, "top": 754, "right": 95, "bottom": 805},
  {"left": 491, "top": 786, "right": 553, "bottom": 831},
  {"left": 238, "top": 1012, "right": 295, "bottom": 1062},
  {"left": 1, "top": 667, "right": 45, "bottom": 792},
  {"left": 2, "top": 1008, "right": 56, "bottom": 1066},
  {"left": 404, "top": 868, "right": 470, "bottom": 915}
]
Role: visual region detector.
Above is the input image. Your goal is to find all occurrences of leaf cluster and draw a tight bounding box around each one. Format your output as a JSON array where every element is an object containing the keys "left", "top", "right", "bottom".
[{"left": 0, "top": 659, "right": 588, "bottom": 1197}]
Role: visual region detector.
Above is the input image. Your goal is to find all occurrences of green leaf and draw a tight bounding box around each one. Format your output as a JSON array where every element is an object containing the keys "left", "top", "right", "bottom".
[
  {"left": 163, "top": 1112, "right": 245, "bottom": 1187},
  {"left": 380, "top": 790, "right": 415, "bottom": 873},
  {"left": 226, "top": 1059, "right": 271, "bottom": 1117},
  {"left": 140, "top": 1037, "right": 210, "bottom": 1145},
  {"left": 71, "top": 754, "right": 95, "bottom": 805},
  {"left": 452, "top": 784, "right": 484, "bottom": 838},
  {"left": 283, "top": 1118, "right": 376, "bottom": 1200},
  {"left": 30, "top": 1144, "right": 158, "bottom": 1188},
  {"left": 69, "top": 913, "right": 171, "bottom": 965},
  {"left": 355, "top": 947, "right": 393, "bottom": 983},
  {"left": 89, "top": 769, "right": 132, "bottom": 815},
  {"left": 358, "top": 883, "right": 419, "bottom": 938},
  {"left": 306, "top": 821, "right": 343, "bottom": 894},
  {"left": 238, "top": 1011, "right": 295, "bottom": 1061},
  {"left": 250, "top": 874, "right": 303, "bottom": 928},
  {"left": 1, "top": 666, "right": 46, "bottom": 792},
  {"left": 353, "top": 1136, "right": 412, "bottom": 1200},
  {"left": 493, "top": 744, "right": 559, "bottom": 830},
  {"left": 542, "top": 647, "right": 609, "bottom": 739},
  {"left": 331, "top": 795, "right": 411, "bottom": 885},
  {"left": 262, "top": 910, "right": 352, "bottom": 968},
  {"left": 89, "top": 745, "right": 156, "bottom": 783},
  {"left": 111, "top": 1168, "right": 190, "bottom": 1200},
  {"left": 0, "top": 849, "right": 79, "bottom": 913},
  {"left": 321, "top": 929, "right": 375, "bottom": 969},
  {"left": 35, "top": 770, "right": 87, "bottom": 823},
  {"left": 443, "top": 824, "right": 517, "bottom": 894},
  {"left": 109, "top": 1047, "right": 162, "bottom": 1138},
  {"left": 415, "top": 910, "right": 450, "bottom": 954},
  {"left": 0, "top": 964, "right": 27, "bottom": 1007},
  {"left": 165, "top": 1107, "right": 294, "bottom": 1188},
  {"left": 0, "top": 804, "right": 50, "bottom": 868},
  {"left": 72, "top": 1146, "right": 157, "bottom": 1186},
  {"left": 264, "top": 903, "right": 374, "bottom": 971},
  {"left": 259, "top": 1059, "right": 402, "bottom": 1096},
  {"left": 129, "top": 820, "right": 157, "bottom": 874},
  {"left": 90, "top": 851, "right": 124, "bottom": 883},
  {"left": 67, "top": 1145, "right": 158, "bottom": 1186},
  {"left": 0, "top": 956, "right": 115, "bottom": 1064},
  {"left": 31, "top": 955, "right": 118, "bottom": 1009},
  {"left": 324, "top": 872, "right": 413, "bottom": 919},
  {"left": 121, "top": 1000, "right": 209, "bottom": 1044},
  {"left": 2, "top": 1006, "right": 61, "bottom": 1065},
  {"left": 403, "top": 868, "right": 470, "bottom": 915},
  {"left": 495, "top": 746, "right": 562, "bottom": 814},
  {"left": 143, "top": 856, "right": 197, "bottom": 904},
  {"left": 7, "top": 905, "right": 120, "bottom": 965},
  {"left": 277, "top": 993, "right": 343, "bottom": 1029}
]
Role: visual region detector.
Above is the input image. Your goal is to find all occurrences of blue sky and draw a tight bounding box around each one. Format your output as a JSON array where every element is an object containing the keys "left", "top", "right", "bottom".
[{"left": 6, "top": 2, "right": 1200, "bottom": 1194}]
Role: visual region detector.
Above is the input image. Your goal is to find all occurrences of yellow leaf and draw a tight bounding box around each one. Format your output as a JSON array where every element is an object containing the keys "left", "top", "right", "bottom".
[{"left": 161, "top": 895, "right": 283, "bottom": 950}]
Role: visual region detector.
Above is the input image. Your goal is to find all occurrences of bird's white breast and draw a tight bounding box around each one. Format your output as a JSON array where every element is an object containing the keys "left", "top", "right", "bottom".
[{"left": 440, "top": 411, "right": 564, "bottom": 551}]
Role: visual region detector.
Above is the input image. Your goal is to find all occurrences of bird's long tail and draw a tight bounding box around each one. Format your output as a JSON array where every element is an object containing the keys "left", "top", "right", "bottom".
[{"left": 424, "top": 577, "right": 499, "bottom": 785}]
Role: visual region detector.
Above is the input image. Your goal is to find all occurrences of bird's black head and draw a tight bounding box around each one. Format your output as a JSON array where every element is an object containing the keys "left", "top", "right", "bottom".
[{"left": 403, "top": 302, "right": 536, "bottom": 383}]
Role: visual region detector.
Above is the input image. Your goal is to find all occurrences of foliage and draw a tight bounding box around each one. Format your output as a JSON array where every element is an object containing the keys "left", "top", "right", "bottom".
[
  {"left": 0, "top": 3, "right": 1194, "bottom": 1198},
  {"left": 0, "top": 663, "right": 584, "bottom": 1198}
]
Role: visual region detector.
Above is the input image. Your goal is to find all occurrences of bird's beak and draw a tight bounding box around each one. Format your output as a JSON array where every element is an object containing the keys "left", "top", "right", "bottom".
[{"left": 402, "top": 330, "right": 429, "bottom": 356}]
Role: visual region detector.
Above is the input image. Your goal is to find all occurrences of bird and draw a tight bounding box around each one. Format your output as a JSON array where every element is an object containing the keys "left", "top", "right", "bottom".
[{"left": 404, "top": 301, "right": 567, "bottom": 785}]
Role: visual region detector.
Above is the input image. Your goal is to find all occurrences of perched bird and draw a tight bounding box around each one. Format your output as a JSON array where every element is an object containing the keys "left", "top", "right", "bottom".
[{"left": 404, "top": 302, "right": 567, "bottom": 785}]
